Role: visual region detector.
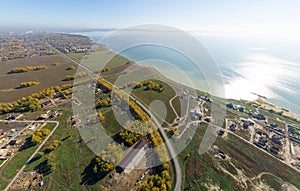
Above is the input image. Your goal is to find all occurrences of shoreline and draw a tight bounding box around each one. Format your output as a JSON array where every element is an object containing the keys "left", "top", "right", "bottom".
[{"left": 79, "top": 33, "right": 300, "bottom": 124}]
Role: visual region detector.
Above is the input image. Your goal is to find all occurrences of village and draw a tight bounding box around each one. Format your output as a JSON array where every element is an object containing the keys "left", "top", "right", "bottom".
[{"left": 0, "top": 32, "right": 93, "bottom": 61}]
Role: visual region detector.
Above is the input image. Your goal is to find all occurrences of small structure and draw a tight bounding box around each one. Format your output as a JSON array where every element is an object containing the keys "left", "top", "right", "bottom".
[
  {"left": 41, "top": 100, "right": 52, "bottom": 108},
  {"left": 6, "top": 113, "right": 23, "bottom": 120},
  {"left": 0, "top": 149, "right": 8, "bottom": 160},
  {"left": 39, "top": 180, "right": 44, "bottom": 187},
  {"left": 217, "top": 130, "right": 224, "bottom": 136},
  {"left": 29, "top": 124, "right": 37, "bottom": 130},
  {"left": 204, "top": 117, "right": 212, "bottom": 123},
  {"left": 8, "top": 132, "right": 18, "bottom": 138},
  {"left": 270, "top": 123, "right": 278, "bottom": 128},
  {"left": 37, "top": 113, "right": 49, "bottom": 120}
]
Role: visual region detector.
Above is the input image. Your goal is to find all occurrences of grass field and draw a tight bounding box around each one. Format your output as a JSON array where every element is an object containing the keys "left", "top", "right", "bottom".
[
  {"left": 217, "top": 131, "right": 300, "bottom": 188},
  {"left": 261, "top": 174, "right": 285, "bottom": 190},
  {"left": 178, "top": 123, "right": 239, "bottom": 191},
  {"left": 67, "top": 52, "right": 86, "bottom": 63},
  {"left": 23, "top": 107, "right": 103, "bottom": 191},
  {"left": 80, "top": 50, "right": 130, "bottom": 72},
  {"left": 0, "top": 55, "right": 76, "bottom": 102},
  {"left": 178, "top": 122, "right": 300, "bottom": 190},
  {"left": 0, "top": 178, "right": 8, "bottom": 190},
  {"left": 132, "top": 81, "right": 179, "bottom": 124}
]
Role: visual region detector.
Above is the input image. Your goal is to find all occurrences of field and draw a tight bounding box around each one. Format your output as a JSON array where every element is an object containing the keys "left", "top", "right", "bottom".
[
  {"left": 80, "top": 50, "right": 130, "bottom": 72},
  {"left": 0, "top": 55, "right": 77, "bottom": 102},
  {"left": 22, "top": 107, "right": 103, "bottom": 191},
  {"left": 178, "top": 122, "right": 300, "bottom": 190},
  {"left": 178, "top": 123, "right": 239, "bottom": 191}
]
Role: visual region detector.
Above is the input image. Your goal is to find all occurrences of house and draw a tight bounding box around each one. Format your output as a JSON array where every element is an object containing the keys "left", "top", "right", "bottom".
[
  {"left": 229, "top": 124, "right": 237, "bottom": 131},
  {"left": 253, "top": 113, "right": 266, "bottom": 120},
  {"left": 243, "top": 121, "right": 250, "bottom": 129},
  {"left": 226, "top": 102, "right": 234, "bottom": 108},
  {"left": 206, "top": 97, "right": 213, "bottom": 103},
  {"left": 270, "top": 123, "right": 278, "bottom": 128},
  {"left": 239, "top": 107, "right": 245, "bottom": 112},
  {"left": 270, "top": 146, "right": 280, "bottom": 155},
  {"left": 116, "top": 140, "right": 146, "bottom": 174},
  {"left": 242, "top": 119, "right": 255, "bottom": 129},
  {"left": 271, "top": 134, "right": 283, "bottom": 145},
  {"left": 190, "top": 108, "right": 202, "bottom": 121},
  {"left": 217, "top": 130, "right": 224, "bottom": 136},
  {"left": 204, "top": 117, "right": 212, "bottom": 123}
]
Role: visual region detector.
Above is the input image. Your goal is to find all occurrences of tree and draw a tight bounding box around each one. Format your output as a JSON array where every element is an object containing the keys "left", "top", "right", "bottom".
[
  {"left": 98, "top": 111, "right": 105, "bottom": 121},
  {"left": 31, "top": 129, "right": 51, "bottom": 144}
]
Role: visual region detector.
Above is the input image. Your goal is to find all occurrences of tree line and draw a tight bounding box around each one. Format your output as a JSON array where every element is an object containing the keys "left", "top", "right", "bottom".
[
  {"left": 92, "top": 143, "right": 122, "bottom": 175},
  {"left": 137, "top": 163, "right": 171, "bottom": 191},
  {"left": 0, "top": 83, "right": 72, "bottom": 114},
  {"left": 97, "top": 78, "right": 113, "bottom": 92},
  {"left": 19, "top": 79, "right": 40, "bottom": 88},
  {"left": 119, "top": 120, "right": 153, "bottom": 146},
  {"left": 63, "top": 71, "right": 89, "bottom": 81},
  {"left": 9, "top": 65, "right": 48, "bottom": 73},
  {"left": 134, "top": 80, "right": 165, "bottom": 93}
]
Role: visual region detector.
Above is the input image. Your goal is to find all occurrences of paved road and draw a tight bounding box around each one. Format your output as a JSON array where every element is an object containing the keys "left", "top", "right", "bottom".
[
  {"left": 136, "top": 100, "right": 182, "bottom": 191},
  {"left": 48, "top": 46, "right": 183, "bottom": 191},
  {"left": 2, "top": 120, "right": 60, "bottom": 191}
]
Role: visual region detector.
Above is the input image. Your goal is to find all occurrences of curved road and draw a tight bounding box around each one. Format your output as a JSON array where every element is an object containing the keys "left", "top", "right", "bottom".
[{"left": 48, "top": 46, "right": 183, "bottom": 191}]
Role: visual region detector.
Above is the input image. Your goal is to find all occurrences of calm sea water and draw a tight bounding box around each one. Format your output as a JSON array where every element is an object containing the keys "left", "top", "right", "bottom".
[{"left": 73, "top": 31, "right": 300, "bottom": 115}]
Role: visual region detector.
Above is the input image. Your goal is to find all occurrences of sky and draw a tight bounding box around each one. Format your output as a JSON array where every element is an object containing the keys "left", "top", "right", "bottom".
[{"left": 1, "top": 0, "right": 300, "bottom": 38}]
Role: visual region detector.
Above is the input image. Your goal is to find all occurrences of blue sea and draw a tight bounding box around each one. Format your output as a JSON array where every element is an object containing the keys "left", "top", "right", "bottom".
[{"left": 72, "top": 31, "right": 300, "bottom": 115}]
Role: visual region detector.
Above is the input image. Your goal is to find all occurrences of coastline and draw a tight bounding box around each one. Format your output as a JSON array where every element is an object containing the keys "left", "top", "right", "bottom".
[{"left": 78, "top": 33, "right": 300, "bottom": 124}]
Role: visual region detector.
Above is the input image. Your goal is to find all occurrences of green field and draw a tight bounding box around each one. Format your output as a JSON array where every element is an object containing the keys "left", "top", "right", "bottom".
[
  {"left": 261, "top": 174, "right": 285, "bottom": 190},
  {"left": 80, "top": 50, "right": 130, "bottom": 72},
  {"left": 23, "top": 108, "right": 103, "bottom": 191},
  {"left": 66, "top": 52, "right": 86, "bottom": 63},
  {"left": 179, "top": 123, "right": 239, "bottom": 191}
]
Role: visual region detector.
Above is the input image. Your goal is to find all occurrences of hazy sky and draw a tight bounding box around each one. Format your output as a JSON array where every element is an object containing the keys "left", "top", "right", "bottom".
[{"left": 1, "top": 0, "right": 300, "bottom": 37}]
